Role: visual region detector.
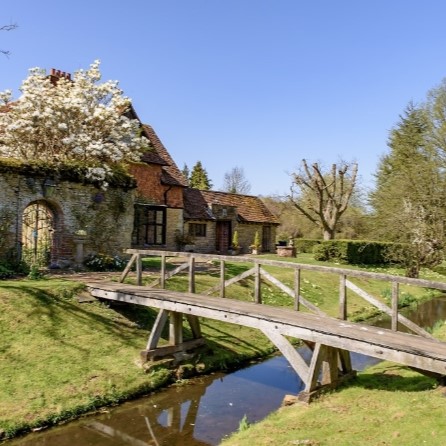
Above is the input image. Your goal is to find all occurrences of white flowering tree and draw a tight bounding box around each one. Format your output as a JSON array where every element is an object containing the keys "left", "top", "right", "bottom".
[{"left": 0, "top": 60, "right": 148, "bottom": 186}]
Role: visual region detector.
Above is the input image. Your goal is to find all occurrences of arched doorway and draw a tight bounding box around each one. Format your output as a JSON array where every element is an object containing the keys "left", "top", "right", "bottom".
[{"left": 22, "top": 201, "right": 54, "bottom": 267}]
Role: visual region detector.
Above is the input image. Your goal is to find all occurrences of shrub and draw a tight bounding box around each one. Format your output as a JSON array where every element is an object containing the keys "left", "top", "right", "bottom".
[
  {"left": 231, "top": 231, "right": 240, "bottom": 250},
  {"left": 294, "top": 239, "right": 321, "bottom": 253},
  {"left": 312, "top": 240, "right": 398, "bottom": 265},
  {"left": 83, "top": 253, "right": 127, "bottom": 271},
  {"left": 0, "top": 260, "right": 29, "bottom": 280},
  {"left": 0, "top": 263, "right": 14, "bottom": 280}
]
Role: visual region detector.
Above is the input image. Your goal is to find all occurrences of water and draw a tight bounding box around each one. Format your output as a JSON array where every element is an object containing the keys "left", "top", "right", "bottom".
[{"left": 8, "top": 298, "right": 446, "bottom": 446}]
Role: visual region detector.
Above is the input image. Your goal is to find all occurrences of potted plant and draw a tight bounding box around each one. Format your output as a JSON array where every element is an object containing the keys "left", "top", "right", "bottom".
[
  {"left": 174, "top": 230, "right": 195, "bottom": 252},
  {"left": 250, "top": 231, "right": 261, "bottom": 255},
  {"left": 231, "top": 230, "right": 240, "bottom": 255}
]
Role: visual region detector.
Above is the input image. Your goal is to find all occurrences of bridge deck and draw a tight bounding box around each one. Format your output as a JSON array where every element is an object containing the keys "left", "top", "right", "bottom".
[{"left": 87, "top": 281, "right": 446, "bottom": 377}]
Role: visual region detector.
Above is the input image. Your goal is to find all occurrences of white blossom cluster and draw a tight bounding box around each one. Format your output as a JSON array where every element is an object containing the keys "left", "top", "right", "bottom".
[{"left": 0, "top": 60, "right": 149, "bottom": 168}]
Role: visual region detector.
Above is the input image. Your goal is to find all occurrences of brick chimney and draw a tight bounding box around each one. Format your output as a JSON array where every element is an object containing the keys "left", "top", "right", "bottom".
[{"left": 49, "top": 68, "right": 72, "bottom": 85}]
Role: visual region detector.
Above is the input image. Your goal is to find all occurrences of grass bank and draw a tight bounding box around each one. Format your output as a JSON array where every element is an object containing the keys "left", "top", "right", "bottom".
[
  {"left": 221, "top": 325, "right": 446, "bottom": 445},
  {"left": 0, "top": 278, "right": 276, "bottom": 440}
]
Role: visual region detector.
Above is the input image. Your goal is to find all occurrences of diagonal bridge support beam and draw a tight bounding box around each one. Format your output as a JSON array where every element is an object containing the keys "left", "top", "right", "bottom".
[
  {"left": 261, "top": 328, "right": 356, "bottom": 403},
  {"left": 297, "top": 343, "right": 356, "bottom": 403},
  {"left": 141, "top": 309, "right": 205, "bottom": 362}
]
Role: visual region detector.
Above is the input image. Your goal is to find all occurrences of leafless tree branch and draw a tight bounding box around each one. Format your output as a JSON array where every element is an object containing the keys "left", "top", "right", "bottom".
[
  {"left": 1, "top": 22, "right": 18, "bottom": 57},
  {"left": 288, "top": 160, "right": 358, "bottom": 240}
]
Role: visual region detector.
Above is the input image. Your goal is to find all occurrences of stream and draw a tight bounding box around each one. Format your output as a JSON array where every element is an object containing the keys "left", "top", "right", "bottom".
[{"left": 8, "top": 297, "right": 446, "bottom": 446}]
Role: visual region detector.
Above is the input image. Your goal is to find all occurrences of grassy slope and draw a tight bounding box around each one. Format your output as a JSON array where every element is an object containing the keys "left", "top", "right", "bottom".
[{"left": 0, "top": 278, "right": 275, "bottom": 439}]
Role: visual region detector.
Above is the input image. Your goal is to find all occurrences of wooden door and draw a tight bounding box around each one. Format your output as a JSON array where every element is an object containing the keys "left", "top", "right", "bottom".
[
  {"left": 262, "top": 226, "right": 272, "bottom": 252},
  {"left": 216, "top": 221, "right": 231, "bottom": 254},
  {"left": 22, "top": 201, "right": 54, "bottom": 266}
]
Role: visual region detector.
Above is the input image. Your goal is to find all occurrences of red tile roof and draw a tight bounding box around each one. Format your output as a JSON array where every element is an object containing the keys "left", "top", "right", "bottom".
[
  {"left": 183, "top": 188, "right": 279, "bottom": 224},
  {"left": 141, "top": 124, "right": 188, "bottom": 187}
]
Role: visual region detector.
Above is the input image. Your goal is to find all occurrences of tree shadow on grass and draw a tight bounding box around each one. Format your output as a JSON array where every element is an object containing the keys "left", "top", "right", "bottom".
[
  {"left": 1, "top": 284, "right": 146, "bottom": 351},
  {"left": 108, "top": 302, "right": 170, "bottom": 341}
]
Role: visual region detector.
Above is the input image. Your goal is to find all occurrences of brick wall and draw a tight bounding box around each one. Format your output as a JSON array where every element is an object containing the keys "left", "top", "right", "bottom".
[{"left": 128, "top": 163, "right": 184, "bottom": 208}]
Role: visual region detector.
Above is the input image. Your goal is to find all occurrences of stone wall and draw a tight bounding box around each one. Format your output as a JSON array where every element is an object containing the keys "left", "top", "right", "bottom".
[
  {"left": 182, "top": 221, "right": 277, "bottom": 254},
  {"left": 235, "top": 224, "right": 262, "bottom": 254},
  {"left": 166, "top": 208, "right": 184, "bottom": 251},
  {"left": 235, "top": 223, "right": 277, "bottom": 254},
  {"left": 184, "top": 220, "right": 217, "bottom": 253},
  {"left": 0, "top": 171, "right": 135, "bottom": 268}
]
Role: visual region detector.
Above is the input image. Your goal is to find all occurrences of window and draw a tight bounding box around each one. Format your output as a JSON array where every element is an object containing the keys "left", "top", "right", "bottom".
[
  {"left": 133, "top": 205, "right": 166, "bottom": 246},
  {"left": 189, "top": 223, "right": 207, "bottom": 237}
]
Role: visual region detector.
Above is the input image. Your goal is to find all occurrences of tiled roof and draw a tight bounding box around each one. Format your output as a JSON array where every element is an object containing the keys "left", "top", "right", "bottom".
[
  {"left": 141, "top": 124, "right": 188, "bottom": 187},
  {"left": 183, "top": 188, "right": 280, "bottom": 224}
]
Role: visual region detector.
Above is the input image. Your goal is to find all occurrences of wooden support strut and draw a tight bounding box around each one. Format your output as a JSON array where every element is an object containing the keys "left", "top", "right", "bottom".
[
  {"left": 261, "top": 329, "right": 356, "bottom": 403},
  {"left": 297, "top": 343, "right": 356, "bottom": 403},
  {"left": 141, "top": 309, "right": 205, "bottom": 362}
]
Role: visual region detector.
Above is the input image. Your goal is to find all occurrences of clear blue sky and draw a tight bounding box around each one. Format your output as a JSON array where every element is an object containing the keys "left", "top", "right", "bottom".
[{"left": 3, "top": 1, "right": 446, "bottom": 196}]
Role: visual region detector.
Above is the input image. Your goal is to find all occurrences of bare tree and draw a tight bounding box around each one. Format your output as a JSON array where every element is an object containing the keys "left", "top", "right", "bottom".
[
  {"left": 289, "top": 159, "right": 358, "bottom": 240},
  {"left": 1, "top": 23, "right": 18, "bottom": 57},
  {"left": 222, "top": 166, "right": 251, "bottom": 194}
]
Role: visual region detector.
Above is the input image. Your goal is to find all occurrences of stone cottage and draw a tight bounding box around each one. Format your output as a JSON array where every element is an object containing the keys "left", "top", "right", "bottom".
[
  {"left": 0, "top": 121, "right": 280, "bottom": 266},
  {"left": 182, "top": 188, "right": 280, "bottom": 254}
]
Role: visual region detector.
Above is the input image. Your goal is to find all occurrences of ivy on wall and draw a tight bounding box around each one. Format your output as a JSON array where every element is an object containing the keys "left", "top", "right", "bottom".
[{"left": 0, "top": 158, "right": 137, "bottom": 190}]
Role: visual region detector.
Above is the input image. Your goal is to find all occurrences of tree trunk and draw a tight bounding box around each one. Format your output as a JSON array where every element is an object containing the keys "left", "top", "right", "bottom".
[{"left": 323, "top": 229, "right": 335, "bottom": 240}]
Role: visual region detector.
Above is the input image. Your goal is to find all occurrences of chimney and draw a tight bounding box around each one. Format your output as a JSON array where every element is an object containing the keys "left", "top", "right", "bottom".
[{"left": 49, "top": 67, "right": 72, "bottom": 85}]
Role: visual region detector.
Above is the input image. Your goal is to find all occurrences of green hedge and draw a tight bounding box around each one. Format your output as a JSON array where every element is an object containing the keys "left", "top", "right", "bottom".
[
  {"left": 293, "top": 239, "right": 322, "bottom": 253},
  {"left": 312, "top": 240, "right": 396, "bottom": 265}
]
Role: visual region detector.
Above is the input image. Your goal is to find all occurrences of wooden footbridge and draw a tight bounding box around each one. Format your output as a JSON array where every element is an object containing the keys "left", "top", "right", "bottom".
[{"left": 87, "top": 249, "right": 446, "bottom": 402}]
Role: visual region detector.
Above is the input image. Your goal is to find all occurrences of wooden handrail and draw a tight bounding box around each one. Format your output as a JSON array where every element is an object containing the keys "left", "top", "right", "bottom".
[
  {"left": 120, "top": 249, "right": 446, "bottom": 338},
  {"left": 123, "top": 248, "right": 446, "bottom": 291}
]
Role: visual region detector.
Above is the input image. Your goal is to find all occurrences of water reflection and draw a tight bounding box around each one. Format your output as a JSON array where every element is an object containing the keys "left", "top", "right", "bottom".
[
  {"left": 8, "top": 298, "right": 446, "bottom": 446},
  {"left": 9, "top": 359, "right": 303, "bottom": 446}
]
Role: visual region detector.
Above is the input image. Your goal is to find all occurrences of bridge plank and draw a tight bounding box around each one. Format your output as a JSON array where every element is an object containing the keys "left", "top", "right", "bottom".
[{"left": 87, "top": 281, "right": 446, "bottom": 376}]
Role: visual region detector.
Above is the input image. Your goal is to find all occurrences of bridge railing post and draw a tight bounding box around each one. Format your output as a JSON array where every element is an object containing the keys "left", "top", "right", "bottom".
[
  {"left": 339, "top": 274, "right": 347, "bottom": 320},
  {"left": 160, "top": 254, "right": 166, "bottom": 289},
  {"left": 392, "top": 281, "right": 399, "bottom": 331},
  {"left": 294, "top": 269, "right": 301, "bottom": 311},
  {"left": 136, "top": 253, "right": 142, "bottom": 286},
  {"left": 189, "top": 256, "right": 196, "bottom": 293},
  {"left": 220, "top": 260, "right": 225, "bottom": 298},
  {"left": 254, "top": 263, "right": 262, "bottom": 304}
]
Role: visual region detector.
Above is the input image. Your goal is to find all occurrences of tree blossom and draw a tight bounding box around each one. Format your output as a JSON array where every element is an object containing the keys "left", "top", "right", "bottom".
[{"left": 0, "top": 60, "right": 149, "bottom": 172}]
